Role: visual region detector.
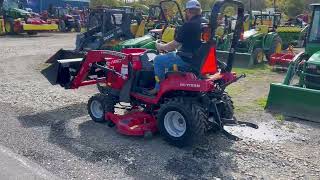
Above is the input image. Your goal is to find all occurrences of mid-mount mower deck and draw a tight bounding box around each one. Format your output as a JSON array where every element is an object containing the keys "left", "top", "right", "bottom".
[{"left": 42, "top": 0, "right": 258, "bottom": 147}]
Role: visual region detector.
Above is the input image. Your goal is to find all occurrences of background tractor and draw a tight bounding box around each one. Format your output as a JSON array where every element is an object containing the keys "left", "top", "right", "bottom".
[
  {"left": 114, "top": 0, "right": 185, "bottom": 51},
  {"left": 47, "top": 6, "right": 145, "bottom": 63},
  {"left": 216, "top": 10, "right": 283, "bottom": 67},
  {"left": 0, "top": 0, "right": 5, "bottom": 35},
  {"left": 266, "top": 3, "right": 320, "bottom": 122},
  {"left": 49, "top": 7, "right": 81, "bottom": 32},
  {"left": 1, "top": 0, "right": 57, "bottom": 35}
]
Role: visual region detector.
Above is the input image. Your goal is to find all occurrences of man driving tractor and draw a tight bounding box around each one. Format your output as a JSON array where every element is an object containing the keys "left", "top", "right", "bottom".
[{"left": 148, "top": 0, "right": 203, "bottom": 95}]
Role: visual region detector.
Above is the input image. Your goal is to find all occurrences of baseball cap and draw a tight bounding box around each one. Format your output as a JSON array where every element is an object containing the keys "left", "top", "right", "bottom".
[{"left": 186, "top": 0, "right": 201, "bottom": 9}]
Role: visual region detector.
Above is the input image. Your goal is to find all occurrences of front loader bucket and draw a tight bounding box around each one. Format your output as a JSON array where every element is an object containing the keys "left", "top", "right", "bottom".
[
  {"left": 46, "top": 49, "right": 85, "bottom": 64},
  {"left": 266, "top": 83, "right": 320, "bottom": 122},
  {"left": 42, "top": 50, "right": 84, "bottom": 88},
  {"left": 216, "top": 50, "right": 253, "bottom": 68}
]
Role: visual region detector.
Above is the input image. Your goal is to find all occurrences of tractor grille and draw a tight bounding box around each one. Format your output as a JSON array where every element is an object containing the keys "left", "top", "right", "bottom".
[{"left": 305, "top": 65, "right": 320, "bottom": 90}]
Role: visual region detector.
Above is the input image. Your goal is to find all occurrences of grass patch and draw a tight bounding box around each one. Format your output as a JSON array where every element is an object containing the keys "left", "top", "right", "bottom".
[
  {"left": 255, "top": 97, "right": 267, "bottom": 109},
  {"left": 234, "top": 105, "right": 253, "bottom": 113},
  {"left": 274, "top": 114, "right": 285, "bottom": 123},
  {"left": 226, "top": 85, "right": 246, "bottom": 97},
  {"left": 233, "top": 64, "right": 271, "bottom": 76}
]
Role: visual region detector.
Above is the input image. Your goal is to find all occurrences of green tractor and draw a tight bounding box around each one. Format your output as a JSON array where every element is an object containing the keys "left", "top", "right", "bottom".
[
  {"left": 1, "top": 0, "right": 58, "bottom": 35},
  {"left": 216, "top": 10, "right": 283, "bottom": 67},
  {"left": 0, "top": 0, "right": 5, "bottom": 35},
  {"left": 113, "top": 0, "right": 184, "bottom": 51},
  {"left": 266, "top": 3, "right": 320, "bottom": 122}
]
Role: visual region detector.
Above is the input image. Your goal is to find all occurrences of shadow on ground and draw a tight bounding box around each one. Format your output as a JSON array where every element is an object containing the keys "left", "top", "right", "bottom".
[{"left": 18, "top": 103, "right": 237, "bottom": 179}]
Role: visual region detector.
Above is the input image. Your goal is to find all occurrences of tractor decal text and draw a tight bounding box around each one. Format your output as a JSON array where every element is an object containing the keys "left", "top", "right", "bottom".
[{"left": 179, "top": 83, "right": 201, "bottom": 88}]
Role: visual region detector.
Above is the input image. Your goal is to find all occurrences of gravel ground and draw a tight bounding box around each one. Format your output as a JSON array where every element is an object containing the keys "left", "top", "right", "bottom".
[{"left": 0, "top": 33, "right": 319, "bottom": 180}]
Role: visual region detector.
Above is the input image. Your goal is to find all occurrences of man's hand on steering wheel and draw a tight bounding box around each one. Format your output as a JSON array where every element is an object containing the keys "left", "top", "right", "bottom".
[{"left": 155, "top": 40, "right": 181, "bottom": 53}]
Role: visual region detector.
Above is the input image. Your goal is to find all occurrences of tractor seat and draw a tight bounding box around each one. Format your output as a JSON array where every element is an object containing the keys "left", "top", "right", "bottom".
[{"left": 165, "top": 42, "right": 218, "bottom": 78}]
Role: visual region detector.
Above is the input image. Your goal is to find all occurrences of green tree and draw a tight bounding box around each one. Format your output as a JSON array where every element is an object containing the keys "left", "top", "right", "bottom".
[
  {"left": 90, "top": 0, "right": 121, "bottom": 7},
  {"left": 284, "top": 0, "right": 304, "bottom": 18}
]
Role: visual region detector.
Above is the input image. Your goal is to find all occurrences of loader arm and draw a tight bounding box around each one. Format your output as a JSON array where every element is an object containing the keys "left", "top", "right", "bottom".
[{"left": 58, "top": 50, "right": 127, "bottom": 89}]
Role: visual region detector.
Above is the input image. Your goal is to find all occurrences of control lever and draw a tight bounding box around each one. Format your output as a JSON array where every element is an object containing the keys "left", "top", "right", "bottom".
[{"left": 221, "top": 74, "right": 246, "bottom": 89}]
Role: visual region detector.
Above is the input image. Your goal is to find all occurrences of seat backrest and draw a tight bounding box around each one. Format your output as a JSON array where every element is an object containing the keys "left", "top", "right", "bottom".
[
  {"left": 193, "top": 42, "right": 218, "bottom": 76},
  {"left": 161, "top": 27, "right": 175, "bottom": 43}
]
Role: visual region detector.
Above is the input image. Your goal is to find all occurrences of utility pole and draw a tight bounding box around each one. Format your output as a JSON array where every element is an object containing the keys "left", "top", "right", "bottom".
[{"left": 273, "top": 0, "right": 276, "bottom": 11}]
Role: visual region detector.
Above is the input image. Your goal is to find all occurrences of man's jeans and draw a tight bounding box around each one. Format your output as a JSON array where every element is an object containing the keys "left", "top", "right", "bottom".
[{"left": 153, "top": 52, "right": 190, "bottom": 90}]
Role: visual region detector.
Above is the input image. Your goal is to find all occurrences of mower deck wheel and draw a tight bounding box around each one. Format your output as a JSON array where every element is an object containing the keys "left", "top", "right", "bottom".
[
  {"left": 87, "top": 94, "right": 115, "bottom": 123},
  {"left": 157, "top": 98, "right": 207, "bottom": 147}
]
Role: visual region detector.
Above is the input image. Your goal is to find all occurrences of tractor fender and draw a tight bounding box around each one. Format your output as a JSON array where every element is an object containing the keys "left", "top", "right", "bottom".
[
  {"left": 246, "top": 33, "right": 263, "bottom": 53},
  {"left": 141, "top": 41, "right": 156, "bottom": 50},
  {"left": 263, "top": 32, "right": 279, "bottom": 51}
]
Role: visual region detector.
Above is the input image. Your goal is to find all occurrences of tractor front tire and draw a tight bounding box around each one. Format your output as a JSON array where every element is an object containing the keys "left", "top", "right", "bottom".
[
  {"left": 266, "top": 36, "right": 282, "bottom": 61},
  {"left": 88, "top": 94, "right": 115, "bottom": 123},
  {"left": 157, "top": 98, "right": 207, "bottom": 147},
  {"left": 252, "top": 48, "right": 265, "bottom": 65}
]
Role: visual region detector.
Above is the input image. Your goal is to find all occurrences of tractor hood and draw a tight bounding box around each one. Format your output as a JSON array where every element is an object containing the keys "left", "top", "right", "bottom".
[
  {"left": 308, "top": 50, "right": 320, "bottom": 65},
  {"left": 11, "top": 8, "right": 30, "bottom": 16}
]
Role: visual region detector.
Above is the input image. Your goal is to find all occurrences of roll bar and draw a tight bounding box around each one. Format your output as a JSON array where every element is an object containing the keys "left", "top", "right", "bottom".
[{"left": 210, "top": 0, "right": 245, "bottom": 72}]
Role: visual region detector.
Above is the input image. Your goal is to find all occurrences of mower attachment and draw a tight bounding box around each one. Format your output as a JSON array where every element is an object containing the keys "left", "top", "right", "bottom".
[
  {"left": 216, "top": 50, "right": 253, "bottom": 68},
  {"left": 106, "top": 112, "right": 158, "bottom": 136},
  {"left": 269, "top": 53, "right": 295, "bottom": 70}
]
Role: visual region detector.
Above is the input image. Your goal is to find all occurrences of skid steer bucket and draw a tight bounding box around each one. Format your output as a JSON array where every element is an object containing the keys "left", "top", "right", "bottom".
[
  {"left": 266, "top": 83, "right": 320, "bottom": 122},
  {"left": 217, "top": 50, "right": 253, "bottom": 68}
]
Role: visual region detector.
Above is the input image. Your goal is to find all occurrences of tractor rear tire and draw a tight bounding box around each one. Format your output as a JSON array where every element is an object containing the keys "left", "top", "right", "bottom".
[
  {"left": 58, "top": 20, "right": 66, "bottom": 32},
  {"left": 220, "top": 93, "right": 234, "bottom": 119},
  {"left": 88, "top": 94, "right": 115, "bottom": 123},
  {"left": 5, "top": 18, "right": 15, "bottom": 35},
  {"left": 266, "top": 36, "right": 282, "bottom": 61},
  {"left": 157, "top": 98, "right": 207, "bottom": 147},
  {"left": 75, "top": 20, "right": 81, "bottom": 32},
  {"left": 252, "top": 48, "right": 265, "bottom": 65},
  {"left": 210, "top": 93, "right": 234, "bottom": 132}
]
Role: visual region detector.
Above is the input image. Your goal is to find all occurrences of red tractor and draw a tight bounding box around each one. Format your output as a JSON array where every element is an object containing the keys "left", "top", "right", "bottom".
[{"left": 43, "top": 0, "right": 257, "bottom": 147}]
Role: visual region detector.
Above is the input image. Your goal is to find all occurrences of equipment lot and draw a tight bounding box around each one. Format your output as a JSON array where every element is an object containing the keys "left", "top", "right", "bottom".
[{"left": 0, "top": 33, "right": 319, "bottom": 179}]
